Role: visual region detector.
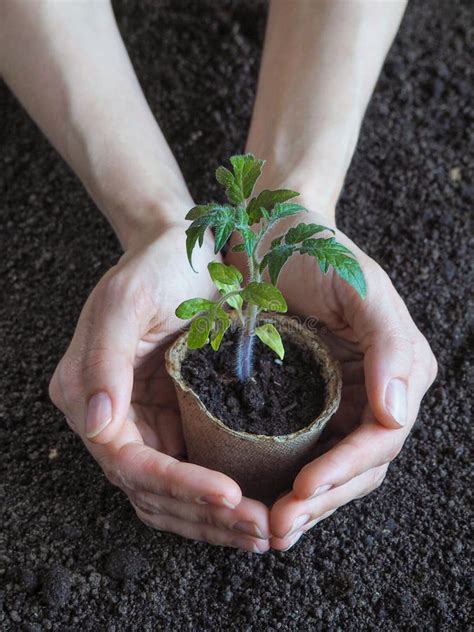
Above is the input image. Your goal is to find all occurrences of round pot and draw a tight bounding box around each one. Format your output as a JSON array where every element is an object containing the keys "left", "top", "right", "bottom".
[{"left": 165, "top": 313, "right": 341, "bottom": 504}]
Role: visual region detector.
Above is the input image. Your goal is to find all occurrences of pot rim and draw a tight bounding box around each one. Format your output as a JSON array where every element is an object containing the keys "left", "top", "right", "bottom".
[{"left": 165, "top": 312, "right": 342, "bottom": 443}]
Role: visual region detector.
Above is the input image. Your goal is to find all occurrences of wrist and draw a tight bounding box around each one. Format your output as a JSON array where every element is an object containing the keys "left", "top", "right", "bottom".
[{"left": 86, "top": 176, "right": 194, "bottom": 251}]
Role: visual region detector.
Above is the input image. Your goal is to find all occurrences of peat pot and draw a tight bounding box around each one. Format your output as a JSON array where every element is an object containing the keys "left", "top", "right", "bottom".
[{"left": 165, "top": 313, "right": 342, "bottom": 503}]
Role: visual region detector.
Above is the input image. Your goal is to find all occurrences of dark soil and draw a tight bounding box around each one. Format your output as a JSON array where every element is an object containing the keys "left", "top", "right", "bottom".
[
  {"left": 1, "top": 1, "right": 472, "bottom": 631},
  {"left": 181, "top": 325, "right": 326, "bottom": 435}
]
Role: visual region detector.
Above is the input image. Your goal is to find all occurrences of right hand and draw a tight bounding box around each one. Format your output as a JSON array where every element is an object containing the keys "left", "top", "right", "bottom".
[{"left": 49, "top": 224, "right": 270, "bottom": 553}]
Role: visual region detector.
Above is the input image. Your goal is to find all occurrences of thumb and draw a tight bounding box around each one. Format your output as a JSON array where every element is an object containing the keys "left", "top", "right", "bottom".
[
  {"left": 77, "top": 277, "right": 142, "bottom": 444},
  {"left": 354, "top": 269, "right": 414, "bottom": 429}
]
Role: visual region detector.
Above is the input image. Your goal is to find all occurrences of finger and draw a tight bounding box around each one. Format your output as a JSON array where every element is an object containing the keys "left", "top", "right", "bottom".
[
  {"left": 348, "top": 263, "right": 436, "bottom": 429},
  {"left": 79, "top": 273, "right": 147, "bottom": 443},
  {"left": 54, "top": 270, "right": 154, "bottom": 445},
  {"left": 130, "top": 491, "right": 270, "bottom": 539},
  {"left": 292, "top": 405, "right": 406, "bottom": 500},
  {"left": 271, "top": 464, "right": 388, "bottom": 548},
  {"left": 134, "top": 507, "right": 269, "bottom": 553},
  {"left": 116, "top": 442, "right": 242, "bottom": 508}
]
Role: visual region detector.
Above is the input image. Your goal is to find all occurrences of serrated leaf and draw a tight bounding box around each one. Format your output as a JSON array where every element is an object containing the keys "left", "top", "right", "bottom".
[
  {"left": 285, "top": 222, "right": 334, "bottom": 245},
  {"left": 188, "top": 315, "right": 212, "bottom": 349},
  {"left": 215, "top": 166, "right": 234, "bottom": 188},
  {"left": 260, "top": 243, "right": 296, "bottom": 285},
  {"left": 230, "top": 154, "right": 264, "bottom": 199},
  {"left": 214, "top": 219, "right": 235, "bottom": 252},
  {"left": 210, "top": 307, "right": 231, "bottom": 351},
  {"left": 175, "top": 298, "right": 215, "bottom": 320},
  {"left": 242, "top": 282, "right": 287, "bottom": 312},
  {"left": 247, "top": 189, "right": 300, "bottom": 224},
  {"left": 271, "top": 202, "right": 308, "bottom": 221},
  {"left": 234, "top": 206, "right": 249, "bottom": 226},
  {"left": 208, "top": 261, "right": 243, "bottom": 285},
  {"left": 185, "top": 220, "right": 209, "bottom": 271},
  {"left": 239, "top": 227, "right": 257, "bottom": 256},
  {"left": 300, "top": 237, "right": 367, "bottom": 299},
  {"left": 185, "top": 204, "right": 236, "bottom": 268},
  {"left": 185, "top": 204, "right": 214, "bottom": 220},
  {"left": 255, "top": 323, "right": 285, "bottom": 360},
  {"left": 216, "top": 165, "right": 244, "bottom": 205}
]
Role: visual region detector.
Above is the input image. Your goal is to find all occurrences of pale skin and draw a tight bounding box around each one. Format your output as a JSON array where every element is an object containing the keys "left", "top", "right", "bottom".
[{"left": 0, "top": 0, "right": 437, "bottom": 552}]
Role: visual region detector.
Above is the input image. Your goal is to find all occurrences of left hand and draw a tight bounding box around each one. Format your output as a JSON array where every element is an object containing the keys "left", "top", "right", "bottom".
[{"left": 227, "top": 208, "right": 437, "bottom": 551}]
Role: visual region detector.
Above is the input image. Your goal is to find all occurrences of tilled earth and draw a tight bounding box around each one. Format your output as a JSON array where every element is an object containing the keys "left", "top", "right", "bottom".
[{"left": 0, "top": 1, "right": 472, "bottom": 630}]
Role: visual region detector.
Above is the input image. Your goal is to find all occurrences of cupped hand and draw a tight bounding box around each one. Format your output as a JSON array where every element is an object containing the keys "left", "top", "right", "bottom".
[
  {"left": 226, "top": 209, "right": 437, "bottom": 551},
  {"left": 49, "top": 225, "right": 270, "bottom": 553}
]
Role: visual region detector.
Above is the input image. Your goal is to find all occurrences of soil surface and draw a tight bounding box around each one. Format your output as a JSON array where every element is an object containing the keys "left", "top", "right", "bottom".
[
  {"left": 1, "top": 1, "right": 472, "bottom": 631},
  {"left": 181, "top": 326, "right": 326, "bottom": 435}
]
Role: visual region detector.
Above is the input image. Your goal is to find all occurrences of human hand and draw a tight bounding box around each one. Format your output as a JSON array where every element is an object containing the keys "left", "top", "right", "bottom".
[
  {"left": 49, "top": 225, "right": 270, "bottom": 553},
  {"left": 226, "top": 208, "right": 437, "bottom": 551}
]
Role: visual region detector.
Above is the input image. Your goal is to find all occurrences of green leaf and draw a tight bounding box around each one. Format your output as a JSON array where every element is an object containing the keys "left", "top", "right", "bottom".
[
  {"left": 238, "top": 227, "right": 257, "bottom": 256},
  {"left": 216, "top": 165, "right": 244, "bottom": 205},
  {"left": 214, "top": 219, "right": 235, "bottom": 252},
  {"left": 229, "top": 154, "right": 264, "bottom": 199},
  {"left": 232, "top": 243, "right": 246, "bottom": 252},
  {"left": 185, "top": 204, "right": 236, "bottom": 268},
  {"left": 255, "top": 324, "right": 285, "bottom": 360},
  {"left": 188, "top": 315, "right": 212, "bottom": 349},
  {"left": 215, "top": 166, "right": 234, "bottom": 188},
  {"left": 242, "top": 282, "right": 287, "bottom": 312},
  {"left": 260, "top": 243, "right": 296, "bottom": 285},
  {"left": 247, "top": 189, "right": 299, "bottom": 224},
  {"left": 300, "top": 237, "right": 367, "bottom": 299},
  {"left": 207, "top": 262, "right": 243, "bottom": 310},
  {"left": 208, "top": 261, "right": 243, "bottom": 285},
  {"left": 271, "top": 202, "right": 308, "bottom": 222},
  {"left": 210, "top": 308, "right": 231, "bottom": 351},
  {"left": 185, "top": 204, "right": 213, "bottom": 220},
  {"left": 285, "top": 222, "right": 334, "bottom": 245},
  {"left": 175, "top": 298, "right": 215, "bottom": 320},
  {"left": 185, "top": 221, "right": 209, "bottom": 271}
]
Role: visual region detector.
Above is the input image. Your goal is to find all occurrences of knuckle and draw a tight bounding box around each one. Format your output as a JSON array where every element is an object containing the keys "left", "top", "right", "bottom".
[
  {"left": 134, "top": 507, "right": 156, "bottom": 530},
  {"left": 98, "top": 454, "right": 122, "bottom": 489}
]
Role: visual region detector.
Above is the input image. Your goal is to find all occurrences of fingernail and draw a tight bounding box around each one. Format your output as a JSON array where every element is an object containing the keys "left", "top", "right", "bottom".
[
  {"left": 197, "top": 495, "right": 236, "bottom": 509},
  {"left": 308, "top": 484, "right": 332, "bottom": 500},
  {"left": 86, "top": 392, "right": 112, "bottom": 438},
  {"left": 233, "top": 521, "right": 264, "bottom": 539},
  {"left": 385, "top": 378, "right": 407, "bottom": 426},
  {"left": 284, "top": 514, "right": 310, "bottom": 539},
  {"left": 281, "top": 530, "right": 304, "bottom": 551},
  {"left": 231, "top": 538, "right": 263, "bottom": 553}
]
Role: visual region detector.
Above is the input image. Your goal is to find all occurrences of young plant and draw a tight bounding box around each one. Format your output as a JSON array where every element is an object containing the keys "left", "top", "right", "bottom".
[{"left": 176, "top": 154, "right": 366, "bottom": 381}]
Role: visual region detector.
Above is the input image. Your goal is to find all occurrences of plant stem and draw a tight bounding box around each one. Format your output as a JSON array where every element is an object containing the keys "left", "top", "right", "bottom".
[
  {"left": 236, "top": 244, "right": 262, "bottom": 380},
  {"left": 236, "top": 318, "right": 256, "bottom": 381}
]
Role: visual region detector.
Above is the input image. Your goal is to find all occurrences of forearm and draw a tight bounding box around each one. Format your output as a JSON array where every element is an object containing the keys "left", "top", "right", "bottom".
[
  {"left": 247, "top": 0, "right": 407, "bottom": 222},
  {"left": 0, "top": 0, "right": 192, "bottom": 249}
]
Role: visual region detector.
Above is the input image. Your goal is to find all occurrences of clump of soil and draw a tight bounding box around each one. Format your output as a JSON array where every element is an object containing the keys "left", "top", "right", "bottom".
[{"left": 181, "top": 325, "right": 326, "bottom": 435}]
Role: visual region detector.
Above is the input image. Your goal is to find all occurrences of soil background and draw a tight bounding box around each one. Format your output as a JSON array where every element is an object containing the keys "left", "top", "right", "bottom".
[{"left": 1, "top": 1, "right": 472, "bottom": 630}]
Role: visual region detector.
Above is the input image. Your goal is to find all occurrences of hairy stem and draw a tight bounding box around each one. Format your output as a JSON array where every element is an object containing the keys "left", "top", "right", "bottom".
[
  {"left": 234, "top": 206, "right": 266, "bottom": 381},
  {"left": 236, "top": 304, "right": 257, "bottom": 381}
]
